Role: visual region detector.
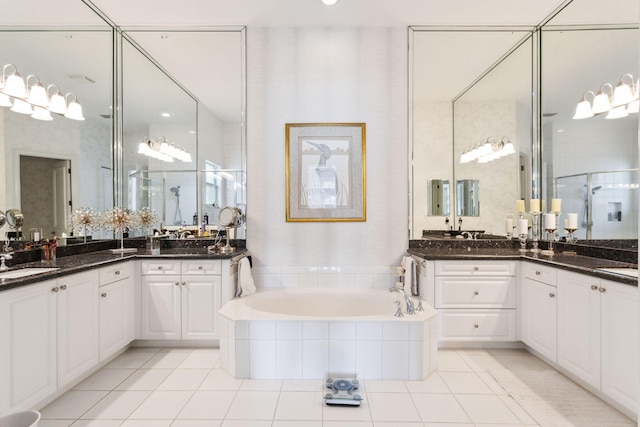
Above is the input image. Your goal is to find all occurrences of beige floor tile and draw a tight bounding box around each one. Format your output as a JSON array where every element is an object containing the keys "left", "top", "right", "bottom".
[
  {"left": 40, "top": 391, "right": 109, "bottom": 419},
  {"left": 176, "top": 390, "right": 236, "bottom": 419},
  {"left": 411, "top": 393, "right": 471, "bottom": 424},
  {"left": 225, "top": 391, "right": 280, "bottom": 420},
  {"left": 80, "top": 390, "right": 151, "bottom": 419},
  {"left": 367, "top": 392, "right": 421, "bottom": 423},
  {"left": 129, "top": 390, "right": 193, "bottom": 419}
]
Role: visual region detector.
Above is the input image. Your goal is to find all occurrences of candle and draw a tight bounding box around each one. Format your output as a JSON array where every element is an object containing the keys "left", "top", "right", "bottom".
[
  {"left": 518, "top": 218, "right": 528, "bottom": 235},
  {"left": 530, "top": 198, "right": 540, "bottom": 213},
  {"left": 505, "top": 218, "right": 513, "bottom": 234},
  {"left": 545, "top": 213, "right": 556, "bottom": 230},
  {"left": 551, "top": 198, "right": 562, "bottom": 213},
  {"left": 516, "top": 200, "right": 525, "bottom": 213},
  {"left": 567, "top": 213, "right": 578, "bottom": 229}
]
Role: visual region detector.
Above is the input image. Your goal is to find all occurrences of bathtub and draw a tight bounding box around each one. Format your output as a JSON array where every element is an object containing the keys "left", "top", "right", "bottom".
[{"left": 218, "top": 288, "right": 438, "bottom": 380}]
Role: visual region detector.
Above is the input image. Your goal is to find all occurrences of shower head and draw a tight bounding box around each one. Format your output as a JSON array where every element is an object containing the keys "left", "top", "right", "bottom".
[
  {"left": 170, "top": 186, "right": 181, "bottom": 197},
  {"left": 592, "top": 186, "right": 602, "bottom": 195}
]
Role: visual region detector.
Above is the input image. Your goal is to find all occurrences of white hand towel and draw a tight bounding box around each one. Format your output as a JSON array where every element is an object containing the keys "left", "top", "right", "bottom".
[
  {"left": 402, "top": 256, "right": 416, "bottom": 295},
  {"left": 237, "top": 257, "right": 256, "bottom": 297}
]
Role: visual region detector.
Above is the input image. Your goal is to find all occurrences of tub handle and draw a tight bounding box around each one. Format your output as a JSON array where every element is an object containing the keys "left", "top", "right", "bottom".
[{"left": 393, "top": 300, "right": 404, "bottom": 318}]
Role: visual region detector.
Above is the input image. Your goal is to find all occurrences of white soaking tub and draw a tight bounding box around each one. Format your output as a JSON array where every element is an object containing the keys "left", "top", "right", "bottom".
[{"left": 218, "top": 288, "right": 438, "bottom": 380}]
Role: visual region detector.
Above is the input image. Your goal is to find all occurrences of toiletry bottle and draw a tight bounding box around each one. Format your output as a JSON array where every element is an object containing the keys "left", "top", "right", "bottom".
[
  {"left": 192, "top": 213, "right": 197, "bottom": 225},
  {"left": 204, "top": 213, "right": 209, "bottom": 225}
]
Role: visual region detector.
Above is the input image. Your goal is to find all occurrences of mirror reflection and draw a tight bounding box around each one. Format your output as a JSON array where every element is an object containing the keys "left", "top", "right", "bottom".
[
  {"left": 0, "top": 29, "right": 113, "bottom": 241},
  {"left": 427, "top": 179, "right": 450, "bottom": 216},
  {"left": 456, "top": 179, "right": 480, "bottom": 217}
]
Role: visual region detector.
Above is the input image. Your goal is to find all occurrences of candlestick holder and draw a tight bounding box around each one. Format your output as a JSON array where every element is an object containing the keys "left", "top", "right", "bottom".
[
  {"left": 541, "top": 226, "right": 557, "bottom": 256},
  {"left": 564, "top": 227, "right": 577, "bottom": 243},
  {"left": 529, "top": 212, "right": 541, "bottom": 253},
  {"left": 518, "top": 233, "right": 528, "bottom": 252}
]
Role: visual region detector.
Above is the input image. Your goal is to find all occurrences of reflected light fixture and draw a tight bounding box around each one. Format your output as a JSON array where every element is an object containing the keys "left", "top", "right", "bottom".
[
  {"left": 322, "top": 0, "right": 338, "bottom": 4},
  {"left": 0, "top": 92, "right": 12, "bottom": 107},
  {"left": 25, "top": 75, "right": 49, "bottom": 107},
  {"left": 31, "top": 106, "right": 53, "bottom": 121},
  {"left": 64, "top": 93, "right": 85, "bottom": 121},
  {"left": 138, "top": 136, "right": 192, "bottom": 163},
  {"left": 459, "top": 136, "right": 515, "bottom": 164},
  {"left": 10, "top": 98, "right": 33, "bottom": 115},
  {"left": 611, "top": 74, "right": 636, "bottom": 107},
  {"left": 573, "top": 91, "right": 595, "bottom": 119},
  {"left": 591, "top": 83, "right": 613, "bottom": 114},
  {"left": 1, "top": 64, "right": 28, "bottom": 99},
  {"left": 605, "top": 105, "right": 628, "bottom": 119},
  {"left": 47, "top": 84, "right": 67, "bottom": 115}
]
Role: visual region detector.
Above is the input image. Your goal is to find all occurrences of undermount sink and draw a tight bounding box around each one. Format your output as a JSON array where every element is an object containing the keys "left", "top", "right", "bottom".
[
  {"left": 595, "top": 267, "right": 638, "bottom": 278},
  {"left": 0, "top": 267, "right": 60, "bottom": 280}
]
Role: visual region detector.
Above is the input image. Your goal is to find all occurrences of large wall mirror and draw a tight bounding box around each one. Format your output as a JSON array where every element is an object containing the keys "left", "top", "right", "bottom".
[
  {"left": 123, "top": 30, "right": 246, "bottom": 236},
  {"left": 0, "top": 27, "right": 113, "bottom": 240},
  {"left": 541, "top": 0, "right": 638, "bottom": 241}
]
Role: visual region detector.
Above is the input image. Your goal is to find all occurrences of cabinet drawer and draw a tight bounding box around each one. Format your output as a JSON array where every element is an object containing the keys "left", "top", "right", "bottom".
[
  {"left": 99, "top": 262, "right": 134, "bottom": 286},
  {"left": 435, "top": 277, "right": 516, "bottom": 308},
  {"left": 439, "top": 309, "right": 516, "bottom": 341},
  {"left": 140, "top": 260, "right": 181, "bottom": 275},
  {"left": 521, "top": 262, "right": 556, "bottom": 286},
  {"left": 181, "top": 260, "right": 221, "bottom": 276},
  {"left": 435, "top": 261, "right": 516, "bottom": 276}
]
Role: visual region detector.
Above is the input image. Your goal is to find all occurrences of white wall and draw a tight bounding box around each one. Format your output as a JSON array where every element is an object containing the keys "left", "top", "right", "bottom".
[{"left": 246, "top": 27, "right": 408, "bottom": 288}]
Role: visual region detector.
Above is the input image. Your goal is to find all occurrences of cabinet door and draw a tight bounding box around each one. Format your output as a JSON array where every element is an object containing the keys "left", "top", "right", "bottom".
[
  {"left": 0, "top": 280, "right": 57, "bottom": 415},
  {"left": 57, "top": 271, "right": 100, "bottom": 388},
  {"left": 557, "top": 271, "right": 600, "bottom": 389},
  {"left": 99, "top": 277, "right": 134, "bottom": 361},
  {"left": 600, "top": 279, "right": 638, "bottom": 413},
  {"left": 182, "top": 275, "right": 222, "bottom": 340},
  {"left": 141, "top": 275, "right": 181, "bottom": 339},
  {"left": 521, "top": 277, "right": 557, "bottom": 362}
]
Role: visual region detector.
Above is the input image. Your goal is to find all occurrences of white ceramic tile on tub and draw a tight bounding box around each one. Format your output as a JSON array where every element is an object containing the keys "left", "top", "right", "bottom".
[
  {"left": 408, "top": 340, "right": 424, "bottom": 380},
  {"left": 302, "top": 340, "right": 329, "bottom": 379},
  {"left": 355, "top": 340, "right": 382, "bottom": 379},
  {"left": 276, "top": 321, "right": 302, "bottom": 340},
  {"left": 382, "top": 341, "right": 409, "bottom": 380},
  {"left": 276, "top": 340, "right": 303, "bottom": 378},
  {"left": 356, "top": 322, "right": 383, "bottom": 340},
  {"left": 303, "top": 322, "right": 329, "bottom": 340},
  {"left": 329, "top": 340, "right": 356, "bottom": 376},
  {"left": 249, "top": 340, "right": 277, "bottom": 379},
  {"left": 234, "top": 321, "right": 249, "bottom": 340},
  {"left": 249, "top": 321, "right": 276, "bottom": 340},
  {"left": 382, "top": 322, "right": 409, "bottom": 341},
  {"left": 330, "top": 322, "right": 356, "bottom": 340}
]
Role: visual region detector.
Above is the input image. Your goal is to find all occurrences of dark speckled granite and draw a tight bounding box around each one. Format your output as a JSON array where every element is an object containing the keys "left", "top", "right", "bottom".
[{"left": 408, "top": 239, "right": 638, "bottom": 287}]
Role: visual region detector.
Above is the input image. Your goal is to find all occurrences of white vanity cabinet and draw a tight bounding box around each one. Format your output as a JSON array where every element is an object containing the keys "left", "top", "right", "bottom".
[
  {"left": 0, "top": 279, "right": 57, "bottom": 415},
  {"left": 140, "top": 260, "right": 222, "bottom": 340},
  {"left": 434, "top": 260, "right": 517, "bottom": 343},
  {"left": 98, "top": 262, "right": 135, "bottom": 361},
  {"left": 0, "top": 270, "right": 100, "bottom": 415},
  {"left": 520, "top": 262, "right": 557, "bottom": 362},
  {"left": 556, "top": 270, "right": 638, "bottom": 416}
]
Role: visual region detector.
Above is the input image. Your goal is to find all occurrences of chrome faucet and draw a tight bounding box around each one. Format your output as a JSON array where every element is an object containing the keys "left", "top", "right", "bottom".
[
  {"left": 389, "top": 285, "right": 415, "bottom": 315},
  {"left": 0, "top": 242, "right": 13, "bottom": 272}
]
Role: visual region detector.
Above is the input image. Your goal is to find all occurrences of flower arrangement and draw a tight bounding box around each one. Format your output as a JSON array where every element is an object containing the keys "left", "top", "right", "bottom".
[
  {"left": 101, "top": 207, "right": 137, "bottom": 253},
  {"left": 134, "top": 207, "right": 159, "bottom": 235},
  {"left": 67, "top": 207, "right": 99, "bottom": 243}
]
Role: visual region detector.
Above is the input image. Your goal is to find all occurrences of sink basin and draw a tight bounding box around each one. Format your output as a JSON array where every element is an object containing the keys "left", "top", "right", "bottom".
[
  {"left": 595, "top": 267, "right": 638, "bottom": 278},
  {"left": 0, "top": 267, "right": 60, "bottom": 280}
]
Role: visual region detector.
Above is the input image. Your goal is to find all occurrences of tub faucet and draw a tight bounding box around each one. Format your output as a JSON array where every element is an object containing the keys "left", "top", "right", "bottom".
[{"left": 389, "top": 286, "right": 415, "bottom": 315}]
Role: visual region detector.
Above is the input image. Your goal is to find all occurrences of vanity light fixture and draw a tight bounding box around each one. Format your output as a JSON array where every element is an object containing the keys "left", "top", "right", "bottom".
[
  {"left": 138, "top": 139, "right": 174, "bottom": 162},
  {"left": 0, "top": 93, "right": 12, "bottom": 108},
  {"left": 64, "top": 93, "right": 85, "bottom": 121},
  {"left": 138, "top": 136, "right": 192, "bottom": 163},
  {"left": 1, "top": 64, "right": 28, "bottom": 99},
  {"left": 10, "top": 98, "right": 34, "bottom": 115},
  {"left": 322, "top": 0, "right": 338, "bottom": 5},
  {"left": 47, "top": 85, "right": 67, "bottom": 115},
  {"left": 31, "top": 106, "right": 53, "bottom": 121},
  {"left": 460, "top": 137, "right": 515, "bottom": 164},
  {"left": 591, "top": 83, "right": 614, "bottom": 114},
  {"left": 574, "top": 74, "right": 639, "bottom": 119},
  {"left": 25, "top": 75, "right": 49, "bottom": 107}
]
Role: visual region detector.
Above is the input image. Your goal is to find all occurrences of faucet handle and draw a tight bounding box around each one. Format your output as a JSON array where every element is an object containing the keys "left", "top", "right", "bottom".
[
  {"left": 416, "top": 296, "right": 425, "bottom": 312},
  {"left": 393, "top": 300, "right": 404, "bottom": 317}
]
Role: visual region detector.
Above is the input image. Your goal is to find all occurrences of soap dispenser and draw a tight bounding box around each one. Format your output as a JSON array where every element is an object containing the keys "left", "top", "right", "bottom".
[{"left": 192, "top": 213, "right": 197, "bottom": 225}]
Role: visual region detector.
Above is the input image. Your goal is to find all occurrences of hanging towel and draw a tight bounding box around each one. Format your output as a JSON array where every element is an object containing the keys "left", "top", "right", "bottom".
[
  {"left": 401, "top": 256, "right": 416, "bottom": 296},
  {"left": 237, "top": 257, "right": 256, "bottom": 297}
]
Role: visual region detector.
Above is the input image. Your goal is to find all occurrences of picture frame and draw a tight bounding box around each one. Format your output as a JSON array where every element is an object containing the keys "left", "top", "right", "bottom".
[{"left": 285, "top": 123, "right": 366, "bottom": 222}]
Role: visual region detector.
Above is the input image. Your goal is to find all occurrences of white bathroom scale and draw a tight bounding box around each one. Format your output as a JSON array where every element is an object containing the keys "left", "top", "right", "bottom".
[{"left": 324, "top": 378, "right": 363, "bottom": 406}]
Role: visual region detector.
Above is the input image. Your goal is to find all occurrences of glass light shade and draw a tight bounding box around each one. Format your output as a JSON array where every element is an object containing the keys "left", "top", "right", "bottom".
[
  {"left": 138, "top": 141, "right": 173, "bottom": 162},
  {"left": 47, "top": 86, "right": 67, "bottom": 114},
  {"left": 31, "top": 106, "right": 53, "bottom": 121},
  {"left": 10, "top": 98, "right": 33, "bottom": 115},
  {"left": 573, "top": 99, "right": 593, "bottom": 119},
  {"left": 592, "top": 86, "right": 613, "bottom": 114},
  {"left": 2, "top": 71, "right": 28, "bottom": 99},
  {"left": 0, "top": 92, "right": 12, "bottom": 107},
  {"left": 626, "top": 99, "right": 639, "bottom": 113},
  {"left": 611, "top": 80, "right": 634, "bottom": 107},
  {"left": 605, "top": 105, "right": 628, "bottom": 119},
  {"left": 502, "top": 141, "right": 516, "bottom": 155},
  {"left": 26, "top": 81, "right": 49, "bottom": 108},
  {"left": 64, "top": 98, "right": 85, "bottom": 121}
]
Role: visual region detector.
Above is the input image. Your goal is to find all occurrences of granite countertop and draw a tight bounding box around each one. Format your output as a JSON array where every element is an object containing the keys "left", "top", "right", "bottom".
[
  {"left": 407, "top": 247, "right": 638, "bottom": 286},
  {"left": 0, "top": 248, "right": 247, "bottom": 292}
]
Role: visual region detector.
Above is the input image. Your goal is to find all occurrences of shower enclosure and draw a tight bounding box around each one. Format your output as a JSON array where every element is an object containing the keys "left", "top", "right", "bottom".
[{"left": 554, "top": 169, "right": 638, "bottom": 240}]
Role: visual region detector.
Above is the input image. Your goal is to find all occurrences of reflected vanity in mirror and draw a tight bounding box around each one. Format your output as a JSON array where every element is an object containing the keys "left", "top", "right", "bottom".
[
  {"left": 456, "top": 179, "right": 480, "bottom": 217},
  {"left": 427, "top": 179, "right": 450, "bottom": 216}
]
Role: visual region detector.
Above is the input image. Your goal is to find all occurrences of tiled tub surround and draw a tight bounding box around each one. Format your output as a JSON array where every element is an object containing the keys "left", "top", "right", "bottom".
[{"left": 219, "top": 288, "right": 438, "bottom": 380}]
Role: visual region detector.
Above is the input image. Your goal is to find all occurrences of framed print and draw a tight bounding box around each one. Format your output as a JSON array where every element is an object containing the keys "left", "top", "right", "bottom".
[{"left": 286, "top": 123, "right": 366, "bottom": 222}]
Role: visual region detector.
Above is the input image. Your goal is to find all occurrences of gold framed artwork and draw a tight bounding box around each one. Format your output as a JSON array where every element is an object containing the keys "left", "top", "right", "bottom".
[{"left": 285, "top": 123, "right": 366, "bottom": 222}]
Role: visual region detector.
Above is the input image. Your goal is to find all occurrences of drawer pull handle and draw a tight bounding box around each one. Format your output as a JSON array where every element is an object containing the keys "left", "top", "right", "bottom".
[
  {"left": 52, "top": 286, "right": 59, "bottom": 293},
  {"left": 101, "top": 293, "right": 107, "bottom": 298},
  {"left": 473, "top": 267, "right": 479, "bottom": 271},
  {"left": 549, "top": 292, "right": 555, "bottom": 298},
  {"left": 535, "top": 271, "right": 541, "bottom": 275},
  {"left": 591, "top": 285, "right": 598, "bottom": 291},
  {"left": 182, "top": 281, "right": 186, "bottom": 286},
  {"left": 60, "top": 285, "right": 67, "bottom": 290},
  {"left": 473, "top": 291, "right": 479, "bottom": 295},
  {"left": 175, "top": 281, "right": 180, "bottom": 286},
  {"left": 599, "top": 287, "right": 606, "bottom": 293},
  {"left": 473, "top": 323, "right": 479, "bottom": 328},
  {"left": 198, "top": 265, "right": 203, "bottom": 270},
  {"left": 157, "top": 266, "right": 163, "bottom": 270},
  {"left": 115, "top": 270, "right": 120, "bottom": 275}
]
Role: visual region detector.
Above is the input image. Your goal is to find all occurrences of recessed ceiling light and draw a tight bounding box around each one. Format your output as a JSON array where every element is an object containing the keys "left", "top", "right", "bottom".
[
  {"left": 189, "top": 130, "right": 196, "bottom": 134},
  {"left": 322, "top": 0, "right": 338, "bottom": 5},
  {"left": 161, "top": 112, "right": 171, "bottom": 118}
]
